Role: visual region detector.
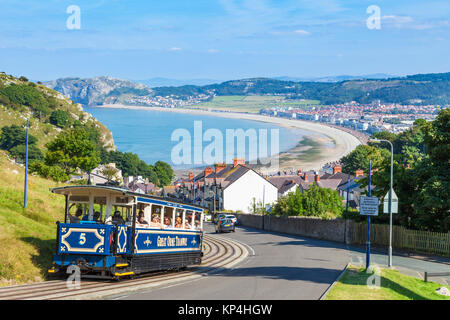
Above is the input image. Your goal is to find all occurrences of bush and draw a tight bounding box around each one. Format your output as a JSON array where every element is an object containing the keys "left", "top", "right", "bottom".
[
  {"left": 9, "top": 144, "right": 43, "bottom": 163},
  {"left": 0, "top": 124, "right": 38, "bottom": 152},
  {"left": 29, "top": 160, "right": 69, "bottom": 182},
  {"left": 49, "top": 110, "right": 72, "bottom": 128},
  {"left": 273, "top": 184, "right": 344, "bottom": 219}
]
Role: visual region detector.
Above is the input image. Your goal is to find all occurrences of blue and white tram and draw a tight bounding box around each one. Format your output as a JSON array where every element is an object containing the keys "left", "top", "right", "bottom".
[{"left": 48, "top": 185, "right": 205, "bottom": 279}]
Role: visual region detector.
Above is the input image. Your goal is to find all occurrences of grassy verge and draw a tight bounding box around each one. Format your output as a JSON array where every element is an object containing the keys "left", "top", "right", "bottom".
[
  {"left": 325, "top": 265, "right": 450, "bottom": 300},
  {"left": 0, "top": 151, "right": 66, "bottom": 286}
]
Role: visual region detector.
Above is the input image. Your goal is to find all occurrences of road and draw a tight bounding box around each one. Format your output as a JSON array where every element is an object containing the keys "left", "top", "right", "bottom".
[{"left": 109, "top": 223, "right": 350, "bottom": 300}]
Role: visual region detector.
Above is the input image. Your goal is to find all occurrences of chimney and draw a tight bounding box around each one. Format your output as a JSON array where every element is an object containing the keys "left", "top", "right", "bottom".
[
  {"left": 315, "top": 173, "right": 320, "bottom": 182},
  {"left": 333, "top": 165, "right": 342, "bottom": 174},
  {"left": 204, "top": 167, "right": 213, "bottom": 177},
  {"left": 355, "top": 169, "right": 364, "bottom": 177},
  {"left": 188, "top": 172, "right": 194, "bottom": 181},
  {"left": 233, "top": 158, "right": 245, "bottom": 167},
  {"left": 303, "top": 173, "right": 308, "bottom": 182},
  {"left": 215, "top": 163, "right": 226, "bottom": 173},
  {"left": 297, "top": 169, "right": 302, "bottom": 176}
]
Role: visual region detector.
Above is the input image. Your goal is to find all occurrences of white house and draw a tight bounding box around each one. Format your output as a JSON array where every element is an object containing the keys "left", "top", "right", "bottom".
[{"left": 221, "top": 165, "right": 278, "bottom": 213}]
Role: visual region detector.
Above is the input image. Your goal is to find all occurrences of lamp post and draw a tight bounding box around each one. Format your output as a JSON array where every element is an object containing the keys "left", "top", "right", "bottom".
[
  {"left": 369, "top": 138, "right": 394, "bottom": 267},
  {"left": 24, "top": 119, "right": 29, "bottom": 209}
]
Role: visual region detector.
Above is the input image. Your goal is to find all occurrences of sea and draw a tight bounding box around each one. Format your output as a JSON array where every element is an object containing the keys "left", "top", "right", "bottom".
[{"left": 84, "top": 107, "right": 309, "bottom": 169}]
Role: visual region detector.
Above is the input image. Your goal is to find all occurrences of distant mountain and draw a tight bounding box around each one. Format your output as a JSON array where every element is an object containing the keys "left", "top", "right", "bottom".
[
  {"left": 274, "top": 73, "right": 395, "bottom": 82},
  {"left": 45, "top": 72, "right": 450, "bottom": 107},
  {"left": 44, "top": 76, "right": 153, "bottom": 106},
  {"left": 136, "top": 77, "right": 221, "bottom": 88}
]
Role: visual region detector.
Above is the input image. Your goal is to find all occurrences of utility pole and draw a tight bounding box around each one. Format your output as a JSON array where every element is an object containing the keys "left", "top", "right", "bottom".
[
  {"left": 192, "top": 175, "right": 195, "bottom": 204},
  {"left": 369, "top": 138, "right": 394, "bottom": 267},
  {"left": 24, "top": 119, "right": 29, "bottom": 208},
  {"left": 262, "top": 185, "right": 265, "bottom": 230},
  {"left": 366, "top": 160, "right": 372, "bottom": 270}
]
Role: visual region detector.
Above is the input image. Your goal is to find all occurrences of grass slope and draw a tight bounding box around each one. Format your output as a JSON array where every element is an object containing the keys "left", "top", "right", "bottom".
[
  {"left": 326, "top": 265, "right": 450, "bottom": 300},
  {"left": 0, "top": 151, "right": 66, "bottom": 286}
]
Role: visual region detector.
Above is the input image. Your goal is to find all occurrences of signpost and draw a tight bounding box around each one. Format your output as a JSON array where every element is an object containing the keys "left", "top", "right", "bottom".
[
  {"left": 360, "top": 196, "right": 379, "bottom": 216},
  {"left": 359, "top": 160, "right": 379, "bottom": 269},
  {"left": 383, "top": 189, "right": 398, "bottom": 214}
]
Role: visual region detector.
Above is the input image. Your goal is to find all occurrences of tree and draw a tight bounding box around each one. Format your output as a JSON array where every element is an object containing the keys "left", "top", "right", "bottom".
[
  {"left": 100, "top": 164, "right": 120, "bottom": 182},
  {"left": 49, "top": 110, "right": 72, "bottom": 128},
  {"left": 409, "top": 109, "right": 450, "bottom": 232},
  {"left": 0, "top": 124, "right": 38, "bottom": 151},
  {"left": 340, "top": 145, "right": 389, "bottom": 174},
  {"left": 9, "top": 144, "right": 43, "bottom": 163},
  {"left": 45, "top": 127, "right": 100, "bottom": 175},
  {"left": 362, "top": 110, "right": 449, "bottom": 232},
  {"left": 154, "top": 161, "right": 174, "bottom": 186}
]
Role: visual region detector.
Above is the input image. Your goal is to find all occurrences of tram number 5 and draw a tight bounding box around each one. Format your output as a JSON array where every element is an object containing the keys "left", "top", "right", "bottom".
[{"left": 79, "top": 233, "right": 86, "bottom": 245}]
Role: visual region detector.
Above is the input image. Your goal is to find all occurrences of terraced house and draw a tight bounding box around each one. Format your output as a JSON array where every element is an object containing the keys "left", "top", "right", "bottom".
[{"left": 175, "top": 158, "right": 278, "bottom": 213}]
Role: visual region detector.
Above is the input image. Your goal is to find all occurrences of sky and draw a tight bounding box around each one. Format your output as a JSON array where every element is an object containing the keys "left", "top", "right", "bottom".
[{"left": 0, "top": 0, "right": 449, "bottom": 81}]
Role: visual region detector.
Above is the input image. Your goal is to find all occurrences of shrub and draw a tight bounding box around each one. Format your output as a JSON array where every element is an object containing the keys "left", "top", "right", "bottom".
[{"left": 29, "top": 160, "right": 69, "bottom": 182}]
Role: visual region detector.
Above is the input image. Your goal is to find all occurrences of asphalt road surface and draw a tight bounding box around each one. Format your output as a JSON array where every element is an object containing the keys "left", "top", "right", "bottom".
[{"left": 110, "top": 223, "right": 350, "bottom": 300}]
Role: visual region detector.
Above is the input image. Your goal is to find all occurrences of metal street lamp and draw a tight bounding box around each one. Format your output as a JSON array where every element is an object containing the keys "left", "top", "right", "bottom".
[{"left": 369, "top": 138, "right": 394, "bottom": 267}]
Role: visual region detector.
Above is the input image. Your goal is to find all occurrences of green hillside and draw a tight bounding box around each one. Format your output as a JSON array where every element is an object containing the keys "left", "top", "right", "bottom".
[
  {"left": 0, "top": 73, "right": 115, "bottom": 285},
  {"left": 0, "top": 150, "right": 65, "bottom": 286},
  {"left": 151, "top": 72, "right": 450, "bottom": 105},
  {"left": 0, "top": 72, "right": 115, "bottom": 153}
]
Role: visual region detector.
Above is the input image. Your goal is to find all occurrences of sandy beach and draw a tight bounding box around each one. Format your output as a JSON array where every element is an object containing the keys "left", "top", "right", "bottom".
[{"left": 96, "top": 104, "right": 362, "bottom": 174}]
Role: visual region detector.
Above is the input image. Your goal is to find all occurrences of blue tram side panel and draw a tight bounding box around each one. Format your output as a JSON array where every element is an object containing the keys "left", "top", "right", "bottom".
[{"left": 133, "top": 228, "right": 202, "bottom": 255}]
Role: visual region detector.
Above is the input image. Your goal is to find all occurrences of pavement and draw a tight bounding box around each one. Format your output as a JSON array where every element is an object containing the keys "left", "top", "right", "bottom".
[{"left": 347, "top": 245, "right": 450, "bottom": 285}]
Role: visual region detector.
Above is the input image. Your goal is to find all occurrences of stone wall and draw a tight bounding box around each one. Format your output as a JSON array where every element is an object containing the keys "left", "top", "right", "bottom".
[{"left": 234, "top": 213, "right": 354, "bottom": 244}]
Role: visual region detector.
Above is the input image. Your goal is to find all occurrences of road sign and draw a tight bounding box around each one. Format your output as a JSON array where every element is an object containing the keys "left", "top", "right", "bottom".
[
  {"left": 383, "top": 189, "right": 398, "bottom": 214},
  {"left": 360, "top": 196, "right": 379, "bottom": 216}
]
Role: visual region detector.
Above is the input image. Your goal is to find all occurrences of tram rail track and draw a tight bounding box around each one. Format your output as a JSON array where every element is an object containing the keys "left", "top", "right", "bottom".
[{"left": 0, "top": 233, "right": 248, "bottom": 300}]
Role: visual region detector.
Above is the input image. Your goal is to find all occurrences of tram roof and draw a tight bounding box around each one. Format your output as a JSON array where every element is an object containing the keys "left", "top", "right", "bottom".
[{"left": 51, "top": 185, "right": 205, "bottom": 211}]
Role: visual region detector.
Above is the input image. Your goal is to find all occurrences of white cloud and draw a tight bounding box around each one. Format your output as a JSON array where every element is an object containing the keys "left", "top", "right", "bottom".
[
  {"left": 381, "top": 15, "right": 414, "bottom": 28},
  {"left": 294, "top": 29, "right": 311, "bottom": 36},
  {"left": 207, "top": 48, "right": 219, "bottom": 53},
  {"left": 169, "top": 47, "right": 181, "bottom": 51}
]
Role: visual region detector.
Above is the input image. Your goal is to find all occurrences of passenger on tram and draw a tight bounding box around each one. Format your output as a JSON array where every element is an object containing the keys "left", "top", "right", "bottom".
[
  {"left": 93, "top": 211, "right": 101, "bottom": 222},
  {"left": 136, "top": 214, "right": 149, "bottom": 227},
  {"left": 112, "top": 211, "right": 125, "bottom": 224},
  {"left": 69, "top": 207, "right": 83, "bottom": 224},
  {"left": 163, "top": 217, "right": 172, "bottom": 228},
  {"left": 184, "top": 221, "right": 191, "bottom": 229},
  {"left": 149, "top": 214, "right": 163, "bottom": 228},
  {"left": 175, "top": 217, "right": 182, "bottom": 228}
]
